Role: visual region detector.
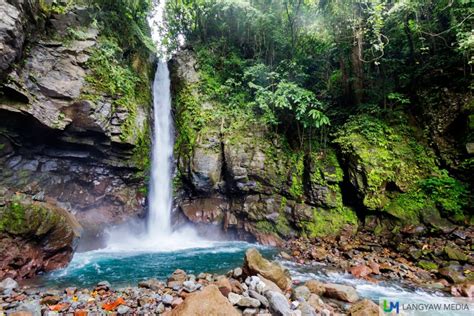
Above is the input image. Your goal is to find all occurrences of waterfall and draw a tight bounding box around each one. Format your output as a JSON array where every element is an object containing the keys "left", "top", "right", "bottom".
[
  {"left": 105, "top": 0, "right": 205, "bottom": 251},
  {"left": 147, "top": 62, "right": 173, "bottom": 237}
]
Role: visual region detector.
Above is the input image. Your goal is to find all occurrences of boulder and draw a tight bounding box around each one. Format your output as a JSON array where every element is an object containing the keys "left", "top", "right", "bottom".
[
  {"left": 304, "top": 280, "right": 325, "bottom": 296},
  {"left": 0, "top": 277, "right": 18, "bottom": 291},
  {"left": 292, "top": 286, "right": 311, "bottom": 301},
  {"left": 322, "top": 283, "right": 359, "bottom": 303},
  {"left": 0, "top": 193, "right": 82, "bottom": 280},
  {"left": 438, "top": 265, "right": 466, "bottom": 284},
  {"left": 444, "top": 246, "right": 468, "bottom": 262},
  {"left": 138, "top": 278, "right": 163, "bottom": 291},
  {"left": 350, "top": 265, "right": 373, "bottom": 278},
  {"left": 243, "top": 248, "right": 291, "bottom": 291},
  {"left": 265, "top": 291, "right": 292, "bottom": 316},
  {"left": 348, "top": 299, "right": 382, "bottom": 316},
  {"left": 170, "top": 285, "right": 239, "bottom": 316}
]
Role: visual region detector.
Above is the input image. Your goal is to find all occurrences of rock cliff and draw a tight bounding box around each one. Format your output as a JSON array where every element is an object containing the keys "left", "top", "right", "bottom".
[
  {"left": 170, "top": 49, "right": 472, "bottom": 244},
  {"left": 0, "top": 1, "right": 153, "bottom": 254}
]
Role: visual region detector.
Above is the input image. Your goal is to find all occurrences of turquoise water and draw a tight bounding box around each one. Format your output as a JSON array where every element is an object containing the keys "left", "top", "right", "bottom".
[
  {"left": 26, "top": 241, "right": 472, "bottom": 315},
  {"left": 28, "top": 242, "right": 276, "bottom": 289}
]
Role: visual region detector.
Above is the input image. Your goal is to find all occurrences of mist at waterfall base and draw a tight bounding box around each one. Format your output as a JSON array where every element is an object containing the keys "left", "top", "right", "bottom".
[{"left": 105, "top": 61, "right": 208, "bottom": 252}]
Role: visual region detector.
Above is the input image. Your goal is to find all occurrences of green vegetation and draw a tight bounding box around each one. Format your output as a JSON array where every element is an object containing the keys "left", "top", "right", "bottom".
[
  {"left": 420, "top": 173, "right": 469, "bottom": 222},
  {"left": 0, "top": 196, "right": 62, "bottom": 235},
  {"left": 302, "top": 207, "right": 358, "bottom": 238},
  {"left": 334, "top": 114, "right": 438, "bottom": 209}
]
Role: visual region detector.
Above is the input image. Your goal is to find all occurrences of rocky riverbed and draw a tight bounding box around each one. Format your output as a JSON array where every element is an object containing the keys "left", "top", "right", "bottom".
[
  {"left": 282, "top": 227, "right": 474, "bottom": 298},
  {"left": 0, "top": 248, "right": 391, "bottom": 316}
]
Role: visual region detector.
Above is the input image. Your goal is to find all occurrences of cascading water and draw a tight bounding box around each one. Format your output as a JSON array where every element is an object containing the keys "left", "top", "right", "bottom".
[
  {"left": 147, "top": 62, "right": 173, "bottom": 237},
  {"left": 105, "top": 0, "right": 204, "bottom": 250}
]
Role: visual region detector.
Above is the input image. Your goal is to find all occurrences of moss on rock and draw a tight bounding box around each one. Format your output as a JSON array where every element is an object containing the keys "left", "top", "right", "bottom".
[{"left": 300, "top": 206, "right": 358, "bottom": 237}]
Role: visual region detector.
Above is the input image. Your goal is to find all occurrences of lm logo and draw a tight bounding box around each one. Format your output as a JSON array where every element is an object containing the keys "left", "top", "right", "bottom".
[{"left": 383, "top": 300, "right": 400, "bottom": 314}]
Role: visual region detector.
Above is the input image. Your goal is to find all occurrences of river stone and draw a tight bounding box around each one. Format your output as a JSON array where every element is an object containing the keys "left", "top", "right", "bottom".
[
  {"left": 233, "top": 267, "right": 243, "bottom": 278},
  {"left": 266, "top": 290, "right": 292, "bottom": 316},
  {"left": 243, "top": 308, "right": 258, "bottom": 316},
  {"left": 348, "top": 299, "right": 381, "bottom": 316},
  {"left": 170, "top": 285, "right": 239, "bottom": 316},
  {"left": 162, "top": 294, "right": 174, "bottom": 305},
  {"left": 243, "top": 248, "right": 292, "bottom": 291},
  {"left": 0, "top": 277, "right": 18, "bottom": 291},
  {"left": 97, "top": 281, "right": 111, "bottom": 289},
  {"left": 183, "top": 280, "right": 198, "bottom": 292},
  {"left": 322, "top": 283, "right": 359, "bottom": 303},
  {"left": 15, "top": 300, "right": 41, "bottom": 316},
  {"left": 237, "top": 296, "right": 261, "bottom": 308},
  {"left": 228, "top": 292, "right": 242, "bottom": 305},
  {"left": 117, "top": 305, "right": 130, "bottom": 314},
  {"left": 298, "top": 301, "right": 317, "bottom": 316},
  {"left": 304, "top": 280, "right": 325, "bottom": 296},
  {"left": 293, "top": 286, "right": 311, "bottom": 301},
  {"left": 249, "top": 290, "right": 269, "bottom": 307},
  {"left": 138, "top": 278, "right": 163, "bottom": 291},
  {"left": 156, "top": 302, "right": 165, "bottom": 313},
  {"left": 444, "top": 246, "right": 468, "bottom": 262}
]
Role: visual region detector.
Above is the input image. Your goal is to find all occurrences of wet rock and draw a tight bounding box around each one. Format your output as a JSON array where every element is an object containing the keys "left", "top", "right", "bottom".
[
  {"left": 0, "top": 277, "right": 18, "bottom": 291},
  {"left": 215, "top": 276, "right": 232, "bottom": 297},
  {"left": 97, "top": 281, "right": 111, "bottom": 290},
  {"left": 183, "top": 280, "right": 199, "bottom": 293},
  {"left": 298, "top": 301, "right": 317, "bottom": 316},
  {"left": 228, "top": 292, "right": 242, "bottom": 305},
  {"left": 117, "top": 305, "right": 130, "bottom": 314},
  {"left": 438, "top": 265, "right": 466, "bottom": 283},
  {"left": 243, "top": 248, "right": 292, "bottom": 291},
  {"left": 162, "top": 294, "right": 174, "bottom": 305},
  {"left": 243, "top": 308, "right": 259, "bottom": 316},
  {"left": 451, "top": 281, "right": 474, "bottom": 298},
  {"left": 444, "top": 246, "right": 468, "bottom": 262},
  {"left": 350, "top": 265, "right": 372, "bottom": 278},
  {"left": 265, "top": 291, "right": 292, "bottom": 316},
  {"left": 15, "top": 300, "right": 41, "bottom": 316},
  {"left": 138, "top": 278, "right": 163, "bottom": 291},
  {"left": 249, "top": 290, "right": 269, "bottom": 307},
  {"left": 170, "top": 285, "right": 239, "bottom": 316},
  {"left": 280, "top": 252, "right": 292, "bottom": 261},
  {"left": 322, "top": 283, "right": 359, "bottom": 303},
  {"left": 0, "top": 192, "right": 82, "bottom": 280},
  {"left": 233, "top": 267, "right": 243, "bottom": 278},
  {"left": 172, "top": 297, "right": 184, "bottom": 307},
  {"left": 236, "top": 296, "right": 261, "bottom": 308},
  {"left": 304, "top": 280, "right": 325, "bottom": 296},
  {"left": 168, "top": 269, "right": 187, "bottom": 287},
  {"left": 40, "top": 295, "right": 61, "bottom": 305},
  {"left": 348, "top": 299, "right": 381, "bottom": 316},
  {"left": 292, "top": 286, "right": 311, "bottom": 301}
]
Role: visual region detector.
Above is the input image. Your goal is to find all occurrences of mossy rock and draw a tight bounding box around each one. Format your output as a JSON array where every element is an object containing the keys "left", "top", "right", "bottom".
[
  {"left": 444, "top": 246, "right": 468, "bottom": 262},
  {"left": 300, "top": 206, "right": 358, "bottom": 238},
  {"left": 418, "top": 260, "right": 438, "bottom": 271},
  {"left": 334, "top": 114, "right": 439, "bottom": 211},
  {"left": 0, "top": 195, "right": 82, "bottom": 239}
]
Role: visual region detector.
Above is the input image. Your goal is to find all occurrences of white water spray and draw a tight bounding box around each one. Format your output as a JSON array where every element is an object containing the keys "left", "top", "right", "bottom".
[
  {"left": 105, "top": 0, "right": 206, "bottom": 251},
  {"left": 147, "top": 62, "right": 173, "bottom": 237}
]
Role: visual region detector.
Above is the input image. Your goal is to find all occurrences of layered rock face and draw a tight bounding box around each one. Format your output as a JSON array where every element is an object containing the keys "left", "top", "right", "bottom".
[
  {"left": 0, "top": 2, "right": 151, "bottom": 252},
  {"left": 170, "top": 49, "right": 472, "bottom": 243},
  {"left": 170, "top": 50, "right": 358, "bottom": 244}
]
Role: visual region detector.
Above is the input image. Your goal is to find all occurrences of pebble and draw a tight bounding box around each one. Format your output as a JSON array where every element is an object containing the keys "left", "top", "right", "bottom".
[
  {"left": 162, "top": 294, "right": 173, "bottom": 305},
  {"left": 117, "top": 305, "right": 130, "bottom": 314}
]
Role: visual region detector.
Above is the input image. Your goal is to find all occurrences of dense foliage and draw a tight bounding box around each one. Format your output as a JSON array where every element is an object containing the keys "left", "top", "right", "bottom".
[
  {"left": 166, "top": 0, "right": 472, "bottom": 142},
  {"left": 166, "top": 0, "right": 472, "bottom": 222}
]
